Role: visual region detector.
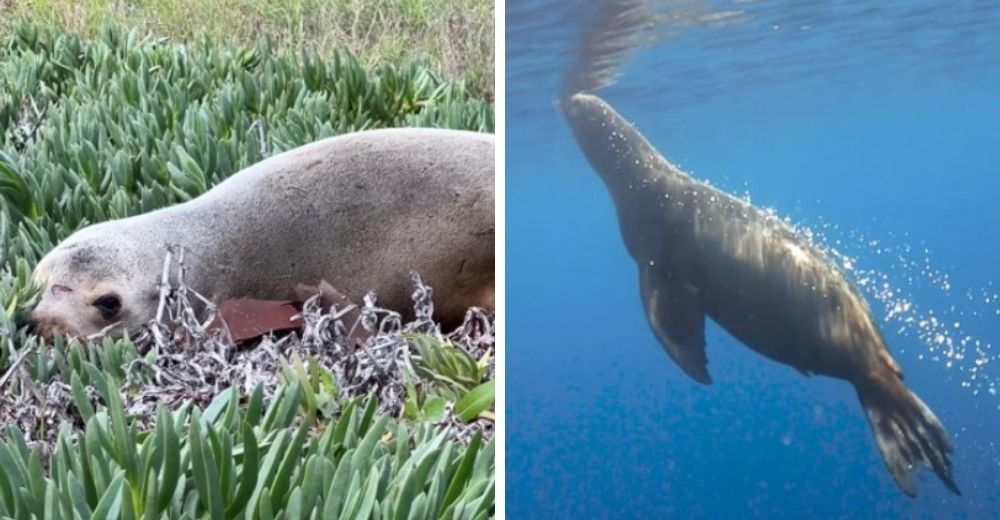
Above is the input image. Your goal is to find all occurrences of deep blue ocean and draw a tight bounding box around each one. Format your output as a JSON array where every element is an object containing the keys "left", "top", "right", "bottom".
[{"left": 505, "top": 1, "right": 1000, "bottom": 518}]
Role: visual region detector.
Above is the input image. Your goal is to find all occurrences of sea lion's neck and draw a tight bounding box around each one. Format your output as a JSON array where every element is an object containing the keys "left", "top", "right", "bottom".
[
  {"left": 563, "top": 92, "right": 698, "bottom": 263},
  {"left": 563, "top": 92, "right": 690, "bottom": 200},
  {"left": 100, "top": 203, "right": 222, "bottom": 293}
]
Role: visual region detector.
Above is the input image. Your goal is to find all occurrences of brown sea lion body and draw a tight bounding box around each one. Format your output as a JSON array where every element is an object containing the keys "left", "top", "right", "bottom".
[
  {"left": 561, "top": 92, "right": 958, "bottom": 497},
  {"left": 31, "top": 128, "right": 494, "bottom": 338}
]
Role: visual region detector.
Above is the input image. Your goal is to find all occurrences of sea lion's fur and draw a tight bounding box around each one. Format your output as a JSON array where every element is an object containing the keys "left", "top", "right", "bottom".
[
  {"left": 561, "top": 92, "right": 958, "bottom": 497},
  {"left": 31, "top": 128, "right": 494, "bottom": 338}
]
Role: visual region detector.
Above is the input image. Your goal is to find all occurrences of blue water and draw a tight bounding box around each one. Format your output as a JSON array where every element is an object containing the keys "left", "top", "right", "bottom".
[{"left": 505, "top": 1, "right": 1000, "bottom": 518}]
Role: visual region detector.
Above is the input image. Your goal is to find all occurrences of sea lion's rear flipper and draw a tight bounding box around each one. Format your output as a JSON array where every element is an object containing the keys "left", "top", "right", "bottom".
[
  {"left": 639, "top": 265, "right": 711, "bottom": 384},
  {"left": 856, "top": 372, "right": 960, "bottom": 497}
]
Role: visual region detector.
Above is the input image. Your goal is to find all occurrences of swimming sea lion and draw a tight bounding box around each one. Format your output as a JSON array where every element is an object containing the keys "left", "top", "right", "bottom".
[
  {"left": 30, "top": 128, "right": 494, "bottom": 339},
  {"left": 561, "top": 92, "right": 958, "bottom": 497}
]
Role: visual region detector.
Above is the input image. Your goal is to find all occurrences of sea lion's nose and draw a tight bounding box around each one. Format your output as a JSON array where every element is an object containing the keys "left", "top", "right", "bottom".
[
  {"left": 559, "top": 96, "right": 575, "bottom": 114},
  {"left": 27, "top": 308, "right": 59, "bottom": 340},
  {"left": 25, "top": 315, "right": 52, "bottom": 340},
  {"left": 559, "top": 92, "right": 597, "bottom": 119}
]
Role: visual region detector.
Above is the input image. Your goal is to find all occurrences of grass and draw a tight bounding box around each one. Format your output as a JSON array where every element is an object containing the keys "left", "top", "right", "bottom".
[{"left": 0, "top": 0, "right": 495, "bottom": 100}]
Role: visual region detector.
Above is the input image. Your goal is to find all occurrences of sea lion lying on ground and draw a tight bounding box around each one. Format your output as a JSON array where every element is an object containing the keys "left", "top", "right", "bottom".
[
  {"left": 30, "top": 128, "right": 494, "bottom": 339},
  {"left": 561, "top": 92, "right": 958, "bottom": 497}
]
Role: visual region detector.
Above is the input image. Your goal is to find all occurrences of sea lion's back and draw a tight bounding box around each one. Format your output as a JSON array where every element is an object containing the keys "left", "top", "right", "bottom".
[
  {"left": 192, "top": 128, "right": 494, "bottom": 314},
  {"left": 199, "top": 128, "right": 493, "bottom": 204}
]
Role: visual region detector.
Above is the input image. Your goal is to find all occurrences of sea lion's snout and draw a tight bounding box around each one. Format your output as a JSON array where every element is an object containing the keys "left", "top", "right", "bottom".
[
  {"left": 561, "top": 93, "right": 612, "bottom": 152},
  {"left": 30, "top": 288, "right": 82, "bottom": 340},
  {"left": 555, "top": 94, "right": 584, "bottom": 119},
  {"left": 561, "top": 91, "right": 651, "bottom": 189},
  {"left": 28, "top": 309, "right": 77, "bottom": 340},
  {"left": 561, "top": 92, "right": 623, "bottom": 142},
  {"left": 559, "top": 92, "right": 598, "bottom": 120}
]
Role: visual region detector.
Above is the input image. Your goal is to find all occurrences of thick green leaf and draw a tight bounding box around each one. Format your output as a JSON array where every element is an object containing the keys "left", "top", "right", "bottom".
[
  {"left": 155, "top": 406, "right": 180, "bottom": 515},
  {"left": 440, "top": 431, "right": 483, "bottom": 515},
  {"left": 91, "top": 471, "right": 125, "bottom": 518},
  {"left": 225, "top": 422, "right": 259, "bottom": 519},
  {"left": 454, "top": 381, "right": 495, "bottom": 422},
  {"left": 188, "top": 414, "right": 225, "bottom": 520}
]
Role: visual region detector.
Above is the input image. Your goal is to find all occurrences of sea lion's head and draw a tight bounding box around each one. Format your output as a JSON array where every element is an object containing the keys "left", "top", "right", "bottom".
[
  {"left": 30, "top": 234, "right": 159, "bottom": 340},
  {"left": 559, "top": 92, "right": 606, "bottom": 144},
  {"left": 560, "top": 92, "right": 655, "bottom": 186}
]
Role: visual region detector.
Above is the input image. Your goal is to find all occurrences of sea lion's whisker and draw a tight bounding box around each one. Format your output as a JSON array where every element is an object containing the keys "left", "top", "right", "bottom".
[{"left": 87, "top": 321, "right": 123, "bottom": 341}]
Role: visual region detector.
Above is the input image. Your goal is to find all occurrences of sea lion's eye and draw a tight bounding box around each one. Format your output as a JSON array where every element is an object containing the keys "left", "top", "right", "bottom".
[
  {"left": 51, "top": 284, "right": 73, "bottom": 296},
  {"left": 92, "top": 294, "right": 121, "bottom": 319}
]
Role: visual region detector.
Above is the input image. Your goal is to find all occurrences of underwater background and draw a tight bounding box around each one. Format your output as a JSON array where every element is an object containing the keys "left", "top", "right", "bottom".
[{"left": 505, "top": 1, "right": 1000, "bottom": 518}]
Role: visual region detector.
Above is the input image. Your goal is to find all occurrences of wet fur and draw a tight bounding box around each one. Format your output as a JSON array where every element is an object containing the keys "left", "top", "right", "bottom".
[{"left": 561, "top": 92, "right": 957, "bottom": 496}]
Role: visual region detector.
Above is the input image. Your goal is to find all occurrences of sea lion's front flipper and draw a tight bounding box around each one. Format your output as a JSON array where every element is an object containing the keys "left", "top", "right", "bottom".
[{"left": 639, "top": 265, "right": 712, "bottom": 384}]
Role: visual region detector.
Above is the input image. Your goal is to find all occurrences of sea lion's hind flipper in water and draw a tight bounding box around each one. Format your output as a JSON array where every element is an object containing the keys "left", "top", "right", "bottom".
[
  {"left": 856, "top": 372, "right": 961, "bottom": 497},
  {"left": 640, "top": 265, "right": 711, "bottom": 384}
]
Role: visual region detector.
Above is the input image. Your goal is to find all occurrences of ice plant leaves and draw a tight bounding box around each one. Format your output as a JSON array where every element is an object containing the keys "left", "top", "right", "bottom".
[
  {"left": 0, "top": 386, "right": 495, "bottom": 518},
  {"left": 406, "top": 333, "right": 493, "bottom": 411},
  {"left": 455, "top": 381, "right": 496, "bottom": 423}
]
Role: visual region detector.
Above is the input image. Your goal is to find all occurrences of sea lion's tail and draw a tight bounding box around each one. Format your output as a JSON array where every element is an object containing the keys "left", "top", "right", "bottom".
[{"left": 856, "top": 373, "right": 960, "bottom": 497}]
